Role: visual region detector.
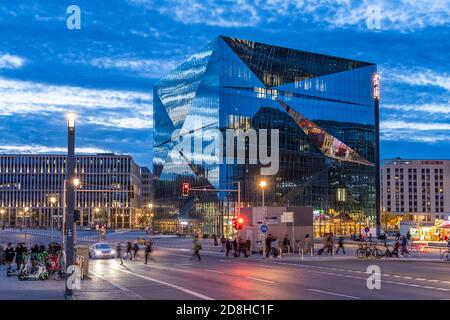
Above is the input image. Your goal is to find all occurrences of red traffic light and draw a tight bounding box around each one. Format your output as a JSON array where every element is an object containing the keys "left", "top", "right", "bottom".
[
  {"left": 182, "top": 183, "right": 190, "bottom": 196},
  {"left": 232, "top": 217, "right": 244, "bottom": 230}
]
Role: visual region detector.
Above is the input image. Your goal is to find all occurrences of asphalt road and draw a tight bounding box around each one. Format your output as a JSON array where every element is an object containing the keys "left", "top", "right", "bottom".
[{"left": 82, "top": 248, "right": 450, "bottom": 300}]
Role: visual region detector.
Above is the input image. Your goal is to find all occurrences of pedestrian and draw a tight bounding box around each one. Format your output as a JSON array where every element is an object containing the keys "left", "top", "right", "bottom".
[
  {"left": 4, "top": 243, "right": 15, "bottom": 271},
  {"left": 336, "top": 236, "right": 345, "bottom": 255},
  {"left": 304, "top": 234, "right": 311, "bottom": 254},
  {"left": 116, "top": 242, "right": 123, "bottom": 265},
  {"left": 406, "top": 231, "right": 411, "bottom": 241},
  {"left": 0, "top": 244, "right": 4, "bottom": 265},
  {"left": 144, "top": 240, "right": 153, "bottom": 264},
  {"left": 133, "top": 242, "right": 139, "bottom": 260},
  {"left": 191, "top": 239, "right": 202, "bottom": 261},
  {"left": 15, "top": 243, "right": 23, "bottom": 270},
  {"left": 126, "top": 241, "right": 132, "bottom": 260},
  {"left": 220, "top": 236, "right": 226, "bottom": 252},
  {"left": 369, "top": 233, "right": 372, "bottom": 243},
  {"left": 270, "top": 236, "right": 279, "bottom": 258},
  {"left": 283, "top": 234, "right": 290, "bottom": 253},
  {"left": 265, "top": 234, "right": 273, "bottom": 258},
  {"left": 401, "top": 235, "right": 408, "bottom": 256},
  {"left": 233, "top": 238, "right": 238, "bottom": 257},
  {"left": 225, "top": 238, "right": 232, "bottom": 257},
  {"left": 213, "top": 234, "right": 218, "bottom": 247},
  {"left": 246, "top": 238, "right": 251, "bottom": 256}
]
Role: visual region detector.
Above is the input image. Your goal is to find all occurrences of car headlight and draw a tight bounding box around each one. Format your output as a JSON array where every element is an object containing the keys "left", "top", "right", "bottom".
[
  {"left": 110, "top": 250, "right": 116, "bottom": 255},
  {"left": 95, "top": 250, "right": 102, "bottom": 255}
]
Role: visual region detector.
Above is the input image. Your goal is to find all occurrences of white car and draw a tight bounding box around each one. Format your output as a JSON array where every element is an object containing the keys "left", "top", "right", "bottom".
[{"left": 89, "top": 243, "right": 115, "bottom": 259}]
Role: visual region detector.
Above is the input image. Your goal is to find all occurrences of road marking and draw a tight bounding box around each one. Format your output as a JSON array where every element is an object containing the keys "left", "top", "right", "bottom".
[
  {"left": 204, "top": 269, "right": 225, "bottom": 274},
  {"left": 415, "top": 278, "right": 426, "bottom": 281},
  {"left": 219, "top": 260, "right": 233, "bottom": 263},
  {"left": 113, "top": 267, "right": 215, "bottom": 300},
  {"left": 308, "top": 289, "right": 360, "bottom": 300},
  {"left": 428, "top": 279, "right": 439, "bottom": 282},
  {"left": 90, "top": 271, "right": 145, "bottom": 300},
  {"left": 246, "top": 276, "right": 276, "bottom": 284}
]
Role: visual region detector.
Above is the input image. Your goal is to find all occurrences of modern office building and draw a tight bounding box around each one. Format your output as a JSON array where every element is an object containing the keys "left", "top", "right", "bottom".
[
  {"left": 381, "top": 158, "right": 450, "bottom": 241},
  {"left": 0, "top": 153, "right": 150, "bottom": 228},
  {"left": 153, "top": 36, "right": 379, "bottom": 236}
]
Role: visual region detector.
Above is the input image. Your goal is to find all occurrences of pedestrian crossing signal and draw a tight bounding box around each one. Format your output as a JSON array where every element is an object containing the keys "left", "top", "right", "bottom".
[{"left": 182, "top": 183, "right": 190, "bottom": 197}]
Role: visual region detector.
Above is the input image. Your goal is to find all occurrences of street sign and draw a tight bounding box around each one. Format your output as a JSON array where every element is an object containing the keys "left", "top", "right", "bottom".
[
  {"left": 364, "top": 226, "right": 370, "bottom": 233},
  {"left": 281, "top": 212, "right": 294, "bottom": 223},
  {"left": 260, "top": 224, "right": 269, "bottom": 233}
]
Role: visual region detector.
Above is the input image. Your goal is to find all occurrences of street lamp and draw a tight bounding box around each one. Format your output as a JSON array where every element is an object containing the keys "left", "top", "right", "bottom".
[
  {"left": 50, "top": 196, "right": 57, "bottom": 242},
  {"left": 0, "top": 209, "right": 5, "bottom": 228},
  {"left": 65, "top": 111, "right": 76, "bottom": 299},
  {"left": 259, "top": 180, "right": 267, "bottom": 258}
]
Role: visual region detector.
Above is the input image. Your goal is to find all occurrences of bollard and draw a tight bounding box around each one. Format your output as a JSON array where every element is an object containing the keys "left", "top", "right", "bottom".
[{"left": 301, "top": 247, "right": 304, "bottom": 260}]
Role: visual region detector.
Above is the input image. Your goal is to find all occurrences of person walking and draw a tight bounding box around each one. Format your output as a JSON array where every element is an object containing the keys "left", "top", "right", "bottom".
[
  {"left": 212, "top": 234, "right": 218, "bottom": 247},
  {"left": 133, "top": 242, "right": 139, "bottom": 260},
  {"left": 4, "top": 243, "right": 15, "bottom": 271},
  {"left": 116, "top": 242, "right": 123, "bottom": 265},
  {"left": 270, "top": 236, "right": 279, "bottom": 258},
  {"left": 401, "top": 235, "right": 409, "bottom": 256},
  {"left": 191, "top": 239, "right": 202, "bottom": 261},
  {"left": 0, "top": 244, "right": 4, "bottom": 265},
  {"left": 126, "top": 241, "right": 132, "bottom": 260},
  {"left": 144, "top": 239, "right": 153, "bottom": 264},
  {"left": 335, "top": 236, "right": 346, "bottom": 255},
  {"left": 220, "top": 236, "right": 226, "bottom": 252},
  {"left": 303, "top": 234, "right": 312, "bottom": 254},
  {"left": 225, "top": 238, "right": 232, "bottom": 257},
  {"left": 15, "top": 243, "right": 23, "bottom": 270},
  {"left": 282, "top": 235, "right": 290, "bottom": 253},
  {"left": 265, "top": 234, "right": 273, "bottom": 258}
]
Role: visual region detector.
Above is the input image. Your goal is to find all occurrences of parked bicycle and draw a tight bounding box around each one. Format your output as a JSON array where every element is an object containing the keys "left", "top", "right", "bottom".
[{"left": 355, "top": 241, "right": 383, "bottom": 259}]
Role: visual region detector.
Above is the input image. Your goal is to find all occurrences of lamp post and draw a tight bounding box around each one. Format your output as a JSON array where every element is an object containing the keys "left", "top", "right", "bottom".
[
  {"left": 259, "top": 180, "right": 267, "bottom": 258},
  {"left": 0, "top": 209, "right": 5, "bottom": 228},
  {"left": 148, "top": 203, "right": 153, "bottom": 234},
  {"left": 50, "top": 196, "right": 57, "bottom": 242},
  {"left": 65, "top": 111, "right": 76, "bottom": 299}
]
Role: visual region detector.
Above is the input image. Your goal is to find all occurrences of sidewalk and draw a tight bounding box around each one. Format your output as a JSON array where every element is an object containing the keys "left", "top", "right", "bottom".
[{"left": 0, "top": 266, "right": 65, "bottom": 300}]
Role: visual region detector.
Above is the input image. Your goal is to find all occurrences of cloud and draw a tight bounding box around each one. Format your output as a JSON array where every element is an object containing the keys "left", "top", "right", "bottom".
[
  {"left": 382, "top": 103, "right": 450, "bottom": 114},
  {"left": 384, "top": 67, "right": 450, "bottom": 92},
  {"left": 0, "top": 53, "right": 25, "bottom": 69},
  {"left": 87, "top": 57, "right": 179, "bottom": 79},
  {"left": 0, "top": 76, "right": 151, "bottom": 117},
  {"left": 129, "top": 0, "right": 450, "bottom": 31},
  {"left": 86, "top": 116, "right": 152, "bottom": 129},
  {"left": 381, "top": 119, "right": 450, "bottom": 143},
  {"left": 0, "top": 145, "right": 112, "bottom": 154}
]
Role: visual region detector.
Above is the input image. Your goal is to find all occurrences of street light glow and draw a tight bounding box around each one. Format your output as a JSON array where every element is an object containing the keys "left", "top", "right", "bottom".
[
  {"left": 68, "top": 112, "right": 76, "bottom": 128},
  {"left": 73, "top": 178, "right": 80, "bottom": 187},
  {"left": 148, "top": 203, "right": 153, "bottom": 208},
  {"left": 259, "top": 180, "right": 267, "bottom": 188},
  {"left": 50, "top": 196, "right": 57, "bottom": 204}
]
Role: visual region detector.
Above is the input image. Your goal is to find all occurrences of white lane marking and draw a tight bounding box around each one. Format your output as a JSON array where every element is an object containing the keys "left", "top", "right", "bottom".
[
  {"left": 308, "top": 289, "right": 360, "bottom": 300},
  {"left": 428, "top": 279, "right": 439, "bottom": 282},
  {"left": 415, "top": 278, "right": 426, "bottom": 281},
  {"left": 246, "top": 276, "right": 276, "bottom": 284},
  {"left": 219, "top": 260, "right": 233, "bottom": 263},
  {"left": 89, "top": 271, "right": 145, "bottom": 300},
  {"left": 113, "top": 267, "right": 215, "bottom": 300},
  {"left": 204, "top": 269, "right": 225, "bottom": 274}
]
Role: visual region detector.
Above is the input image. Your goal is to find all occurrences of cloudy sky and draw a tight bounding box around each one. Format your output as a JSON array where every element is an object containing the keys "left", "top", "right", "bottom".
[{"left": 0, "top": 0, "right": 449, "bottom": 168}]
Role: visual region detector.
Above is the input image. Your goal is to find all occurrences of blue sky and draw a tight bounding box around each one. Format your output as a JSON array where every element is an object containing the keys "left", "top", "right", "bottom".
[{"left": 0, "top": 0, "right": 449, "bottom": 169}]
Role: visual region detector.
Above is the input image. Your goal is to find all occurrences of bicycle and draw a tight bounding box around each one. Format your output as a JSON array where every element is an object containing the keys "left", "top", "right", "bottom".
[{"left": 355, "top": 242, "right": 383, "bottom": 259}]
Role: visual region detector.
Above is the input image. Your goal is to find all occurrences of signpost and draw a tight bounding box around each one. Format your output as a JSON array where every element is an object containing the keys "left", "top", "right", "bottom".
[{"left": 260, "top": 224, "right": 268, "bottom": 233}]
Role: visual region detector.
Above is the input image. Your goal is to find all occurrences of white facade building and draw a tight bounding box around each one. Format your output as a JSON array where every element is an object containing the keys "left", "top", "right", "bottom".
[{"left": 381, "top": 159, "right": 450, "bottom": 224}]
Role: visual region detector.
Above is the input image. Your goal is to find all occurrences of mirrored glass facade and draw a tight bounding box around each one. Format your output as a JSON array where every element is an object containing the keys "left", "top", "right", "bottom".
[{"left": 153, "top": 36, "right": 378, "bottom": 235}]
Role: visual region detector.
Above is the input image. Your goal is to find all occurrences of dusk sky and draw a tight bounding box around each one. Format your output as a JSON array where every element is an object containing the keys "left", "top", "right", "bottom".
[{"left": 0, "top": 0, "right": 449, "bottom": 169}]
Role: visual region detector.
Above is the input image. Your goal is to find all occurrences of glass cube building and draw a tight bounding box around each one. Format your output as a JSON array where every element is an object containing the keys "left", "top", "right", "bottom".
[{"left": 153, "top": 36, "right": 379, "bottom": 236}]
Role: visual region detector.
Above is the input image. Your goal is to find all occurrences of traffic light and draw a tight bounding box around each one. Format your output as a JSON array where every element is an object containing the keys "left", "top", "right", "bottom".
[
  {"left": 237, "top": 217, "right": 244, "bottom": 230},
  {"left": 74, "top": 209, "right": 80, "bottom": 222},
  {"left": 232, "top": 217, "right": 244, "bottom": 230},
  {"left": 182, "top": 183, "right": 190, "bottom": 197}
]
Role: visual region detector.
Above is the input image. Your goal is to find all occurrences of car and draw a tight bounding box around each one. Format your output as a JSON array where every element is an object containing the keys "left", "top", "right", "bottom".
[{"left": 89, "top": 243, "right": 115, "bottom": 259}]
